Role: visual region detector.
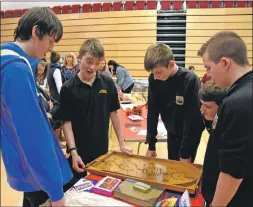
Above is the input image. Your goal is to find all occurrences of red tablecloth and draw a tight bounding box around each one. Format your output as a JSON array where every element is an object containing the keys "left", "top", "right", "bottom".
[
  {"left": 86, "top": 174, "right": 204, "bottom": 206},
  {"left": 120, "top": 106, "right": 166, "bottom": 142},
  {"left": 115, "top": 106, "right": 204, "bottom": 206}
]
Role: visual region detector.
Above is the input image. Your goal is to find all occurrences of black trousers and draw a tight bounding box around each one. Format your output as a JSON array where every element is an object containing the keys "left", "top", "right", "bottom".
[
  {"left": 122, "top": 83, "right": 134, "bottom": 94},
  {"left": 167, "top": 132, "right": 200, "bottom": 162},
  {"left": 22, "top": 180, "right": 74, "bottom": 207}
]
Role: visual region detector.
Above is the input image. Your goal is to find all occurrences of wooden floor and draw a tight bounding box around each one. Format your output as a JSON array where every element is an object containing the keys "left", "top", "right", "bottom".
[{"left": 1, "top": 128, "right": 209, "bottom": 206}]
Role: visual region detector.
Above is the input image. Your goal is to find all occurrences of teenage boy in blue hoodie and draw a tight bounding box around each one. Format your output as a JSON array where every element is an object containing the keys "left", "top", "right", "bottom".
[{"left": 1, "top": 7, "right": 72, "bottom": 207}]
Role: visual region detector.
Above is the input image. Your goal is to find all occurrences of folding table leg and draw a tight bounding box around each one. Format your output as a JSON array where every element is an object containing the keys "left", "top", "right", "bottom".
[
  {"left": 109, "top": 122, "right": 113, "bottom": 139},
  {"left": 137, "top": 142, "right": 143, "bottom": 154}
]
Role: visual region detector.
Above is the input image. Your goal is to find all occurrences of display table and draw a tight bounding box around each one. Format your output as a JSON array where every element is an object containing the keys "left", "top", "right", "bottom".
[
  {"left": 82, "top": 173, "right": 204, "bottom": 206},
  {"left": 120, "top": 106, "right": 167, "bottom": 154}
]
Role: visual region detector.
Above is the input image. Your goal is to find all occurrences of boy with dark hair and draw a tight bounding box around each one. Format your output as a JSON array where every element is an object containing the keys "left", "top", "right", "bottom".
[
  {"left": 198, "top": 31, "right": 253, "bottom": 207},
  {"left": 60, "top": 39, "right": 132, "bottom": 183},
  {"left": 1, "top": 7, "right": 72, "bottom": 207},
  {"left": 47, "top": 51, "right": 63, "bottom": 102},
  {"left": 50, "top": 51, "right": 61, "bottom": 63},
  {"left": 144, "top": 43, "right": 205, "bottom": 163},
  {"left": 199, "top": 80, "right": 228, "bottom": 133},
  {"left": 188, "top": 65, "right": 195, "bottom": 71}
]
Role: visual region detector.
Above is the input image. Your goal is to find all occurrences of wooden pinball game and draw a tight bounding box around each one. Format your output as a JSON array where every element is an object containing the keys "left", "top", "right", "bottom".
[{"left": 86, "top": 151, "right": 202, "bottom": 194}]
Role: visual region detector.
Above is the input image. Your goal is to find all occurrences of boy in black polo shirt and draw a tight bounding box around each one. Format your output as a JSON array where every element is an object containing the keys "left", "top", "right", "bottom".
[
  {"left": 198, "top": 31, "right": 253, "bottom": 207},
  {"left": 144, "top": 43, "right": 205, "bottom": 163},
  {"left": 60, "top": 39, "right": 132, "bottom": 181}
]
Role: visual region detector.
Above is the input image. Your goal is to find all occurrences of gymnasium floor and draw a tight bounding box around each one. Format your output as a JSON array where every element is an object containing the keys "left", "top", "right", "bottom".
[{"left": 1, "top": 128, "right": 209, "bottom": 206}]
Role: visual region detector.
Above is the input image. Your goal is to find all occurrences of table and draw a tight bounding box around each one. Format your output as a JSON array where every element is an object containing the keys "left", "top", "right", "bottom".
[
  {"left": 120, "top": 106, "right": 167, "bottom": 154},
  {"left": 84, "top": 173, "right": 205, "bottom": 206}
]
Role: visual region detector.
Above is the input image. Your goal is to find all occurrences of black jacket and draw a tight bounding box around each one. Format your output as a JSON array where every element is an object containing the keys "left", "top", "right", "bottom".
[
  {"left": 36, "top": 84, "right": 61, "bottom": 129},
  {"left": 202, "top": 71, "right": 253, "bottom": 206},
  {"left": 146, "top": 67, "right": 205, "bottom": 158},
  {"left": 47, "top": 63, "right": 64, "bottom": 102}
]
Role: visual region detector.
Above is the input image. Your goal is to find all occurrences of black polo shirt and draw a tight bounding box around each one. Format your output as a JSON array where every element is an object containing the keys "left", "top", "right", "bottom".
[
  {"left": 202, "top": 70, "right": 253, "bottom": 206},
  {"left": 60, "top": 72, "right": 120, "bottom": 164},
  {"left": 146, "top": 67, "right": 205, "bottom": 158}
]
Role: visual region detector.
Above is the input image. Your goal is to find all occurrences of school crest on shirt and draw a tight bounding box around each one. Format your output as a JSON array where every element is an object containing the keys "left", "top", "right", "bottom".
[
  {"left": 99, "top": 89, "right": 107, "bottom": 94},
  {"left": 212, "top": 114, "right": 218, "bottom": 130},
  {"left": 175, "top": 96, "right": 184, "bottom": 105}
]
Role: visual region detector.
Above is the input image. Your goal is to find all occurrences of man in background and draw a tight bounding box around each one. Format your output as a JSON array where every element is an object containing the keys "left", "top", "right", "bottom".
[{"left": 47, "top": 51, "right": 63, "bottom": 102}]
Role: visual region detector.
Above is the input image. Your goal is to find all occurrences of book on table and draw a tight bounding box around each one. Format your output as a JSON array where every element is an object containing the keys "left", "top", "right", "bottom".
[
  {"left": 91, "top": 176, "right": 121, "bottom": 197},
  {"left": 114, "top": 179, "right": 165, "bottom": 206}
]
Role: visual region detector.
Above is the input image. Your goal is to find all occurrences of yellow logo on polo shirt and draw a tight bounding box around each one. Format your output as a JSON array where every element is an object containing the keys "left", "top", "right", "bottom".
[
  {"left": 99, "top": 89, "right": 107, "bottom": 94},
  {"left": 175, "top": 96, "right": 184, "bottom": 105}
]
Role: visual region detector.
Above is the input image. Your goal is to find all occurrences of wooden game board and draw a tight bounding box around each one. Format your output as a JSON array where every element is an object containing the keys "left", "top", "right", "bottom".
[{"left": 85, "top": 151, "right": 202, "bottom": 194}]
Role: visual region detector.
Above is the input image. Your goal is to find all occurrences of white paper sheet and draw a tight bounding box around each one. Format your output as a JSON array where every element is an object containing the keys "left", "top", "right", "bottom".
[
  {"left": 157, "top": 122, "right": 166, "bottom": 133},
  {"left": 137, "top": 129, "right": 147, "bottom": 136},
  {"left": 137, "top": 122, "right": 167, "bottom": 137},
  {"left": 128, "top": 115, "right": 143, "bottom": 121},
  {"left": 179, "top": 190, "right": 191, "bottom": 207},
  {"left": 120, "top": 103, "right": 137, "bottom": 111}
]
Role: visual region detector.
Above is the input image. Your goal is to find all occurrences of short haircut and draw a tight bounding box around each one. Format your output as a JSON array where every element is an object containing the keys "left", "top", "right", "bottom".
[
  {"left": 199, "top": 80, "right": 228, "bottom": 105},
  {"left": 64, "top": 52, "right": 78, "bottom": 67},
  {"left": 198, "top": 31, "right": 249, "bottom": 66},
  {"left": 79, "top": 39, "right": 104, "bottom": 58},
  {"left": 188, "top": 65, "right": 195, "bottom": 70},
  {"left": 144, "top": 43, "right": 174, "bottom": 72},
  {"left": 50, "top": 51, "right": 60, "bottom": 63},
  {"left": 14, "top": 7, "right": 63, "bottom": 43}
]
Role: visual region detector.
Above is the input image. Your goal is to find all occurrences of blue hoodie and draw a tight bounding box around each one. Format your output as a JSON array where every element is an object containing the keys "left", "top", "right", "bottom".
[{"left": 0, "top": 43, "right": 73, "bottom": 201}]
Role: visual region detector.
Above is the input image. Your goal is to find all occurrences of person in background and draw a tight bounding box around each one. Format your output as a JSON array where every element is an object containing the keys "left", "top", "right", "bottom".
[
  {"left": 198, "top": 31, "right": 252, "bottom": 207},
  {"left": 60, "top": 39, "right": 132, "bottom": 185},
  {"left": 61, "top": 52, "right": 79, "bottom": 82},
  {"left": 47, "top": 51, "right": 63, "bottom": 102},
  {"left": 108, "top": 60, "right": 134, "bottom": 93},
  {"left": 188, "top": 65, "right": 196, "bottom": 73},
  {"left": 99, "top": 58, "right": 122, "bottom": 96},
  {"left": 99, "top": 59, "right": 112, "bottom": 78},
  {"left": 75, "top": 58, "right": 81, "bottom": 71},
  {"left": 201, "top": 71, "right": 212, "bottom": 88},
  {"left": 35, "top": 59, "right": 62, "bottom": 132},
  {"left": 1, "top": 7, "right": 72, "bottom": 207},
  {"left": 36, "top": 58, "right": 48, "bottom": 89},
  {"left": 144, "top": 43, "right": 204, "bottom": 163}
]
